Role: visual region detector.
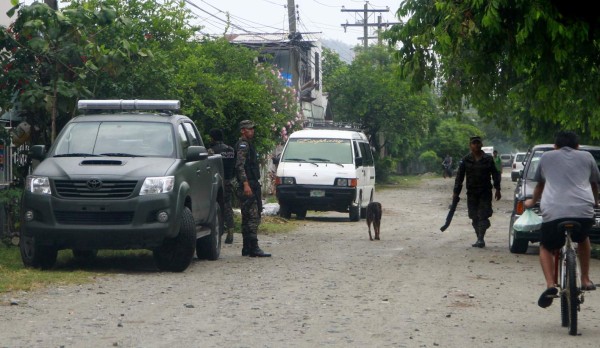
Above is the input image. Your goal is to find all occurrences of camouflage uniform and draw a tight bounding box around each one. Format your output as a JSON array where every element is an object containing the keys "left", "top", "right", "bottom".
[
  {"left": 453, "top": 151, "right": 500, "bottom": 246},
  {"left": 209, "top": 140, "right": 236, "bottom": 243},
  {"left": 234, "top": 120, "right": 270, "bottom": 257}
]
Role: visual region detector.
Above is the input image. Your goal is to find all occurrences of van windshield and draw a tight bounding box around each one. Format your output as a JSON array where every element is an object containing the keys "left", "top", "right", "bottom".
[{"left": 281, "top": 138, "right": 353, "bottom": 164}]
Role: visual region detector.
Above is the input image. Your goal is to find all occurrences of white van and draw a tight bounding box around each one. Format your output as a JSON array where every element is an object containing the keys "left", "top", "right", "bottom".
[{"left": 274, "top": 128, "right": 375, "bottom": 221}]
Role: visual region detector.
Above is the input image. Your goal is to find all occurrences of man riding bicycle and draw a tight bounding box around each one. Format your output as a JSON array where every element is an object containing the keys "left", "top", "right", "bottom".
[{"left": 525, "top": 131, "right": 600, "bottom": 308}]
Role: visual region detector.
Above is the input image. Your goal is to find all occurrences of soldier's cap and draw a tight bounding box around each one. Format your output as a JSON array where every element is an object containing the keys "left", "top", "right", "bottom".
[
  {"left": 470, "top": 136, "right": 482, "bottom": 144},
  {"left": 239, "top": 120, "right": 255, "bottom": 130}
]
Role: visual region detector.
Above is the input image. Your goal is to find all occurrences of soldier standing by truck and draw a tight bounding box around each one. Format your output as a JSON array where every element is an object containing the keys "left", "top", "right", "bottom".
[
  {"left": 234, "top": 120, "right": 271, "bottom": 257},
  {"left": 208, "top": 128, "right": 236, "bottom": 244}
]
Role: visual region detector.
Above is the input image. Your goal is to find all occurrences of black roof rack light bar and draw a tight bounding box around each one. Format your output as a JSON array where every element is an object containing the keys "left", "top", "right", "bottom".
[{"left": 77, "top": 100, "right": 180, "bottom": 111}]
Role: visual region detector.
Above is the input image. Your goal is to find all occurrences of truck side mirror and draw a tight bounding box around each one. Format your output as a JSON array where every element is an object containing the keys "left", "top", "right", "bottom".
[
  {"left": 186, "top": 146, "right": 208, "bottom": 161},
  {"left": 30, "top": 145, "right": 47, "bottom": 161}
]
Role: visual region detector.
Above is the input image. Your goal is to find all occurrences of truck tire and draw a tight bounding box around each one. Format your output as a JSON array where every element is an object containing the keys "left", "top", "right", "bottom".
[
  {"left": 296, "top": 209, "right": 307, "bottom": 220},
  {"left": 153, "top": 207, "right": 196, "bottom": 272},
  {"left": 20, "top": 234, "right": 57, "bottom": 269},
  {"left": 196, "top": 204, "right": 222, "bottom": 260},
  {"left": 279, "top": 203, "right": 292, "bottom": 219}
]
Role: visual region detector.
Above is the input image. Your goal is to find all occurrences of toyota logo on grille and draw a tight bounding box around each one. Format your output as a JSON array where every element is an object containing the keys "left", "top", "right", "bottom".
[{"left": 86, "top": 178, "right": 103, "bottom": 190}]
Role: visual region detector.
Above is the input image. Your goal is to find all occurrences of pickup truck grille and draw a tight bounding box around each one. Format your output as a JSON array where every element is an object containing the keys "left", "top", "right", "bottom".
[
  {"left": 54, "top": 211, "right": 134, "bottom": 225},
  {"left": 54, "top": 180, "right": 138, "bottom": 198}
]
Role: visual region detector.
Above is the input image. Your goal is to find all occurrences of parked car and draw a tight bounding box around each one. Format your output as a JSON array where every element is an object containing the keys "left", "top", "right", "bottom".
[
  {"left": 510, "top": 152, "right": 527, "bottom": 182},
  {"left": 20, "top": 100, "right": 225, "bottom": 271},
  {"left": 500, "top": 153, "right": 513, "bottom": 167},
  {"left": 508, "top": 144, "right": 600, "bottom": 253}
]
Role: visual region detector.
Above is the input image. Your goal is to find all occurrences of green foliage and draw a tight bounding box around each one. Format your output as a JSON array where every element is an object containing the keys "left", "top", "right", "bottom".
[
  {"left": 386, "top": 0, "right": 600, "bottom": 142},
  {"left": 327, "top": 46, "right": 438, "bottom": 162},
  {"left": 418, "top": 150, "right": 439, "bottom": 172},
  {"left": 375, "top": 156, "right": 396, "bottom": 183}
]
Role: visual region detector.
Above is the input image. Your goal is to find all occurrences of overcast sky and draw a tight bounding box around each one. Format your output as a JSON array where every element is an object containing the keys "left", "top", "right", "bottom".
[{"left": 185, "top": 0, "right": 403, "bottom": 47}]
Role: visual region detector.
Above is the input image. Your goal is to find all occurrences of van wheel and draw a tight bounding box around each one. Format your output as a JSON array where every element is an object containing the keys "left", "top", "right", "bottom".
[
  {"left": 197, "top": 204, "right": 222, "bottom": 260},
  {"left": 279, "top": 203, "right": 292, "bottom": 219},
  {"left": 154, "top": 207, "right": 196, "bottom": 272},
  {"left": 349, "top": 198, "right": 361, "bottom": 222}
]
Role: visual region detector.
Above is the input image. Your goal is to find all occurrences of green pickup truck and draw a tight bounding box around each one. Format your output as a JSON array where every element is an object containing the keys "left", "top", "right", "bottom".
[{"left": 20, "top": 100, "right": 224, "bottom": 272}]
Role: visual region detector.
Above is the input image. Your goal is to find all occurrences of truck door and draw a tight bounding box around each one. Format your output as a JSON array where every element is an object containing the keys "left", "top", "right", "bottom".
[{"left": 179, "top": 123, "right": 210, "bottom": 222}]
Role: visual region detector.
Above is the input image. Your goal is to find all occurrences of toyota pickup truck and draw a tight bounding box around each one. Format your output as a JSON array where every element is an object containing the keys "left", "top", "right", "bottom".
[{"left": 20, "top": 100, "right": 224, "bottom": 272}]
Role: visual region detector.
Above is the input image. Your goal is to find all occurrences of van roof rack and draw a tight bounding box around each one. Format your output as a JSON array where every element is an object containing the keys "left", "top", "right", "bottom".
[
  {"left": 78, "top": 100, "right": 180, "bottom": 114},
  {"left": 304, "top": 120, "right": 363, "bottom": 131}
]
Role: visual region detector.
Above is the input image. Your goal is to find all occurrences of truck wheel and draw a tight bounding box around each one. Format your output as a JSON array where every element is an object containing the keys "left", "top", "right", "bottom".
[
  {"left": 349, "top": 197, "right": 361, "bottom": 222},
  {"left": 279, "top": 203, "right": 291, "bottom": 219},
  {"left": 296, "top": 209, "right": 307, "bottom": 220},
  {"left": 20, "top": 235, "right": 57, "bottom": 269},
  {"left": 153, "top": 207, "right": 196, "bottom": 272},
  {"left": 196, "top": 204, "right": 222, "bottom": 260},
  {"left": 508, "top": 214, "right": 529, "bottom": 254}
]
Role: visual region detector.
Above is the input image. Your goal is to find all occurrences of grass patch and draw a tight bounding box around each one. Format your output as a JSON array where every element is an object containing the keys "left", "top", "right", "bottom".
[{"left": 377, "top": 174, "right": 422, "bottom": 190}]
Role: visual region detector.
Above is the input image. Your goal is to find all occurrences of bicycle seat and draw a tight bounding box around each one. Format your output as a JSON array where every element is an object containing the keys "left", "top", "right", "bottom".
[{"left": 557, "top": 221, "right": 582, "bottom": 233}]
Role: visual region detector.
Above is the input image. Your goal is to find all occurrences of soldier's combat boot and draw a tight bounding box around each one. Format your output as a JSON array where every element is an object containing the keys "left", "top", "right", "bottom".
[
  {"left": 242, "top": 238, "right": 250, "bottom": 256},
  {"left": 249, "top": 240, "right": 271, "bottom": 258},
  {"left": 471, "top": 228, "right": 484, "bottom": 248},
  {"left": 224, "top": 228, "right": 234, "bottom": 244}
]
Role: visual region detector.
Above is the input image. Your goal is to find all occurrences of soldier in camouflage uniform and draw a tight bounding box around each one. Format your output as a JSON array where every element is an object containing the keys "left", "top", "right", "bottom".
[
  {"left": 234, "top": 120, "right": 271, "bottom": 257},
  {"left": 453, "top": 136, "right": 501, "bottom": 248},
  {"left": 208, "top": 128, "right": 236, "bottom": 244}
]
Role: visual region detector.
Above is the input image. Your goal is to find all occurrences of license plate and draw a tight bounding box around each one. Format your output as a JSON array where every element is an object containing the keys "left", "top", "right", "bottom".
[{"left": 310, "top": 190, "right": 325, "bottom": 197}]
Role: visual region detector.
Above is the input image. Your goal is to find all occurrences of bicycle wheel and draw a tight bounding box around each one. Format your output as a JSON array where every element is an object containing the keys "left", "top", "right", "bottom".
[
  {"left": 566, "top": 248, "right": 578, "bottom": 335},
  {"left": 560, "top": 250, "right": 569, "bottom": 327}
]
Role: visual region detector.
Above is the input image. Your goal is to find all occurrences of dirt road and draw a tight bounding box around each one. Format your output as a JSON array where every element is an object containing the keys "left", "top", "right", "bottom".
[{"left": 3, "top": 173, "right": 600, "bottom": 347}]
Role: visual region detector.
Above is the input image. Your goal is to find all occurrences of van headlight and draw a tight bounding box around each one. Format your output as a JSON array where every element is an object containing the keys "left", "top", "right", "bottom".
[
  {"left": 26, "top": 176, "right": 52, "bottom": 195},
  {"left": 335, "top": 178, "right": 357, "bottom": 187},
  {"left": 276, "top": 176, "right": 296, "bottom": 185},
  {"left": 140, "top": 176, "right": 175, "bottom": 195}
]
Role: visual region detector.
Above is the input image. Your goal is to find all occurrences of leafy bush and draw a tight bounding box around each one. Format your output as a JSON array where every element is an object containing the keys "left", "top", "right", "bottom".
[{"left": 419, "top": 150, "right": 439, "bottom": 173}]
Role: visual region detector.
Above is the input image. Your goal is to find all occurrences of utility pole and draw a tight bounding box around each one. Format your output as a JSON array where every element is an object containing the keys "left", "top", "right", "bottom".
[
  {"left": 287, "top": 0, "right": 297, "bottom": 35},
  {"left": 341, "top": 1, "right": 399, "bottom": 47}
]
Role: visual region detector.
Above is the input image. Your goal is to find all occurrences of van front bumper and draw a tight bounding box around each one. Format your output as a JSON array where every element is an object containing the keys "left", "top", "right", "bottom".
[{"left": 276, "top": 184, "right": 356, "bottom": 212}]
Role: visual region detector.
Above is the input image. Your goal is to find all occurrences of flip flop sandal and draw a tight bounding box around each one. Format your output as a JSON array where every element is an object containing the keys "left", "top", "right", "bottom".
[
  {"left": 538, "top": 287, "right": 559, "bottom": 308},
  {"left": 582, "top": 282, "right": 597, "bottom": 291}
]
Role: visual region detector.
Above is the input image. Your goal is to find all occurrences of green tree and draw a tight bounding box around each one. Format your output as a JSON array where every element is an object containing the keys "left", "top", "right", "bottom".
[
  {"left": 327, "top": 46, "right": 438, "bottom": 162},
  {"left": 386, "top": 0, "right": 600, "bottom": 142},
  {"left": 0, "top": 1, "right": 148, "bottom": 144}
]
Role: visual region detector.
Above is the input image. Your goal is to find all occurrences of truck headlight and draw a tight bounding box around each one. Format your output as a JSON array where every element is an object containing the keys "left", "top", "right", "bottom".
[
  {"left": 140, "top": 176, "right": 174, "bottom": 195},
  {"left": 26, "top": 176, "right": 52, "bottom": 195}
]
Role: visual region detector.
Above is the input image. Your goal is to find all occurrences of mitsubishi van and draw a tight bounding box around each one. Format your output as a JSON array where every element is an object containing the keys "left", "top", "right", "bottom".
[{"left": 274, "top": 127, "right": 375, "bottom": 221}]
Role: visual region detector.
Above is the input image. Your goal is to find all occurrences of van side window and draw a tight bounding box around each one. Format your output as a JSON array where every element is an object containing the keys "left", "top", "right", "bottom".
[
  {"left": 353, "top": 141, "right": 360, "bottom": 159},
  {"left": 359, "top": 142, "right": 374, "bottom": 166}
]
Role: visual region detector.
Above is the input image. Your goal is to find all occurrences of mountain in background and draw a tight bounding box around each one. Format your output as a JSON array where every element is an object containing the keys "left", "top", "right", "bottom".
[{"left": 322, "top": 39, "right": 355, "bottom": 63}]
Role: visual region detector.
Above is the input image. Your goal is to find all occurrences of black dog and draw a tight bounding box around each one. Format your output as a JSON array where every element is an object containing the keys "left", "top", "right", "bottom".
[{"left": 366, "top": 202, "right": 382, "bottom": 241}]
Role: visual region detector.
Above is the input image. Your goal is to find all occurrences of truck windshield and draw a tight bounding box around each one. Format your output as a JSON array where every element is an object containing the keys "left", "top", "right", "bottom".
[
  {"left": 53, "top": 122, "right": 175, "bottom": 157},
  {"left": 281, "top": 138, "right": 353, "bottom": 164}
]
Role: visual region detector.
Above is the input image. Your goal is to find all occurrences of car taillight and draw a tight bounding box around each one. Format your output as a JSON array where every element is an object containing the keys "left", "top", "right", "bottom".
[{"left": 516, "top": 201, "right": 524, "bottom": 215}]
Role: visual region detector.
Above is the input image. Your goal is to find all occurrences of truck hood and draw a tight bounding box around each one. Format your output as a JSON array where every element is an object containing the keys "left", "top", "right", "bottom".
[
  {"left": 279, "top": 162, "right": 355, "bottom": 185},
  {"left": 33, "top": 157, "right": 177, "bottom": 180}
]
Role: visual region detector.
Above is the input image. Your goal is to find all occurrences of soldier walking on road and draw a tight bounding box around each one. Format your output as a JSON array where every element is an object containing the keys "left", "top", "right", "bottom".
[
  {"left": 453, "top": 136, "right": 501, "bottom": 248},
  {"left": 208, "top": 128, "right": 236, "bottom": 244},
  {"left": 234, "top": 120, "right": 271, "bottom": 257}
]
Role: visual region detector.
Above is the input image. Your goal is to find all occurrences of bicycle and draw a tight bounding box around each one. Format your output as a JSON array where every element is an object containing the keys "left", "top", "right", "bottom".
[{"left": 553, "top": 221, "right": 585, "bottom": 336}]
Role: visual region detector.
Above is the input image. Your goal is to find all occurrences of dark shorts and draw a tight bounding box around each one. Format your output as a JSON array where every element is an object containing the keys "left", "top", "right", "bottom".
[{"left": 540, "top": 217, "right": 594, "bottom": 251}]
